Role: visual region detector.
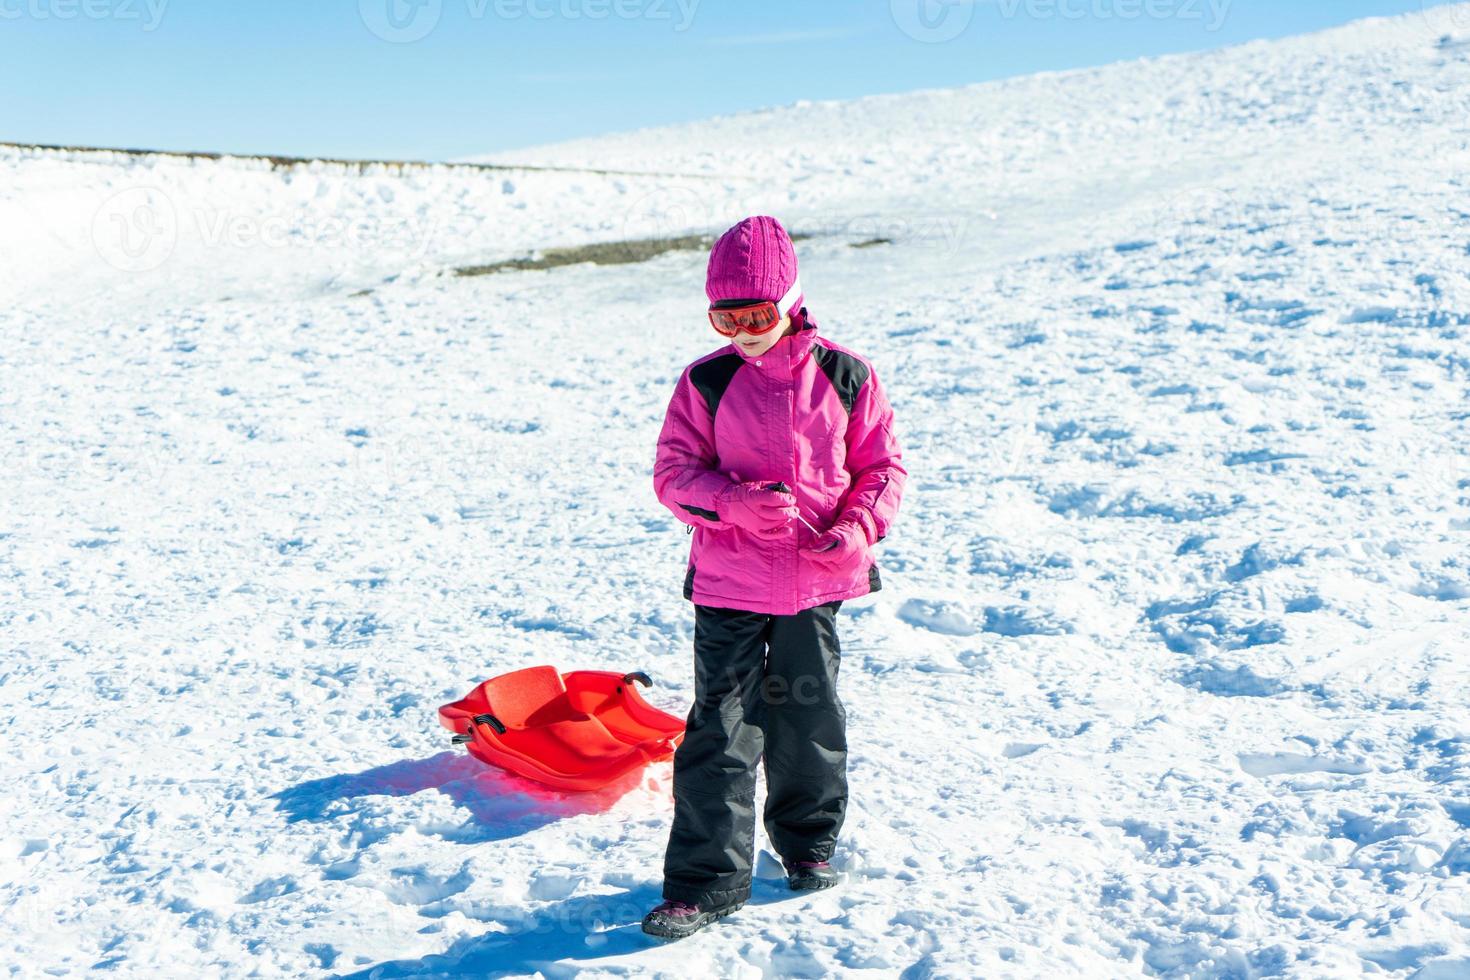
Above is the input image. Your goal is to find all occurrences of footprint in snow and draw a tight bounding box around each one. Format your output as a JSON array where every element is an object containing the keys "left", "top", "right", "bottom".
[
  {"left": 898, "top": 599, "right": 1071, "bottom": 637},
  {"left": 1237, "top": 752, "right": 1372, "bottom": 777},
  {"left": 896, "top": 598, "right": 978, "bottom": 636}
]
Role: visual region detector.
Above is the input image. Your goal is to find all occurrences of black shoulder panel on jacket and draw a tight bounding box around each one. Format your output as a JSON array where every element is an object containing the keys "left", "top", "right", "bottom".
[
  {"left": 812, "top": 344, "right": 870, "bottom": 416},
  {"left": 689, "top": 353, "right": 745, "bottom": 419}
]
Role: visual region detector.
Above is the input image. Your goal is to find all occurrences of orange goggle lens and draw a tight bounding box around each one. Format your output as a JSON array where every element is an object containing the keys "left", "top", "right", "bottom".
[{"left": 708, "top": 302, "right": 781, "bottom": 337}]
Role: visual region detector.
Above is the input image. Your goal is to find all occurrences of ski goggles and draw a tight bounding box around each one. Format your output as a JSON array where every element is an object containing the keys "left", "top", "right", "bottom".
[{"left": 708, "top": 278, "right": 802, "bottom": 337}]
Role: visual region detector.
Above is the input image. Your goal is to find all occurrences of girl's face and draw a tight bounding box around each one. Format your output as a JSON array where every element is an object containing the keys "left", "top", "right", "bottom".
[{"left": 733, "top": 315, "right": 794, "bottom": 357}]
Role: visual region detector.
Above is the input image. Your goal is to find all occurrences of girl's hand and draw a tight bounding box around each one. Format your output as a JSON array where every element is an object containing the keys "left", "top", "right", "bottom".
[
  {"left": 717, "top": 481, "right": 798, "bottom": 535},
  {"left": 799, "top": 517, "right": 870, "bottom": 570}
]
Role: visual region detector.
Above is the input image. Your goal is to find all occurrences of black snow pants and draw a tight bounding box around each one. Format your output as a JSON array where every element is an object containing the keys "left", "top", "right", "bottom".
[{"left": 661, "top": 599, "right": 847, "bottom": 908}]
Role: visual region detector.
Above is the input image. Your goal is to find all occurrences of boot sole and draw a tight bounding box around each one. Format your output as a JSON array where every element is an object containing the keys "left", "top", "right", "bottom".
[
  {"left": 788, "top": 874, "right": 839, "bottom": 892},
  {"left": 641, "top": 900, "right": 746, "bottom": 940}
]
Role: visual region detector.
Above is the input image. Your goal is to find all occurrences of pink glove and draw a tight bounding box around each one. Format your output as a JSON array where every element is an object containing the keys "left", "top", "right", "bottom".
[
  {"left": 718, "top": 481, "right": 799, "bottom": 538},
  {"left": 799, "top": 515, "right": 872, "bottom": 570}
]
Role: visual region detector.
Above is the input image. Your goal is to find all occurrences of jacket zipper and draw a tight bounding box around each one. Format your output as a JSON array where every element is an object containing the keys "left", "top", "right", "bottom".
[{"left": 788, "top": 388, "right": 796, "bottom": 602}]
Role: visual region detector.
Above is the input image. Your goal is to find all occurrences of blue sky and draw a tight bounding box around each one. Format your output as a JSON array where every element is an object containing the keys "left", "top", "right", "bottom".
[{"left": 0, "top": 0, "right": 1455, "bottom": 160}]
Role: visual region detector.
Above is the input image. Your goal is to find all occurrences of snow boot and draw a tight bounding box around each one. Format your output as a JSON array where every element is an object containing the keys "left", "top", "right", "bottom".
[
  {"left": 786, "top": 860, "right": 839, "bottom": 891},
  {"left": 641, "top": 898, "right": 745, "bottom": 940}
]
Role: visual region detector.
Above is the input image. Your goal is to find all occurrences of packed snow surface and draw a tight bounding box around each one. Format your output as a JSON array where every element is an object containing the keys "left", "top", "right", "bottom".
[{"left": 3, "top": 5, "right": 1470, "bottom": 977}]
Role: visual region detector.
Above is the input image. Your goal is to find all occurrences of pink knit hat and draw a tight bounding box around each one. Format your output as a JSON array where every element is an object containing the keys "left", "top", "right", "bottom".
[{"left": 705, "top": 215, "right": 803, "bottom": 315}]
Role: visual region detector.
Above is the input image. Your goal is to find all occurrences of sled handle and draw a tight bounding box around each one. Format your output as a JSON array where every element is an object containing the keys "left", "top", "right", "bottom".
[
  {"left": 472, "top": 713, "right": 507, "bottom": 735},
  {"left": 622, "top": 671, "right": 653, "bottom": 688},
  {"left": 451, "top": 732, "right": 473, "bottom": 745}
]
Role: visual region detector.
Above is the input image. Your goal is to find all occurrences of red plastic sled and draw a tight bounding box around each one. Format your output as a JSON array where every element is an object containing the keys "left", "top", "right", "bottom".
[{"left": 439, "top": 666, "right": 686, "bottom": 791}]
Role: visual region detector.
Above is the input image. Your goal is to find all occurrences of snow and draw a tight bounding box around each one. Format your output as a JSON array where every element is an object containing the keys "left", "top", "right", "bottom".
[{"left": 3, "top": 4, "right": 1470, "bottom": 977}]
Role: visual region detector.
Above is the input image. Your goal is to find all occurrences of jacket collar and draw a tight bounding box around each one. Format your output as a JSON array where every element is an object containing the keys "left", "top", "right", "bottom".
[{"left": 728, "top": 307, "right": 820, "bottom": 379}]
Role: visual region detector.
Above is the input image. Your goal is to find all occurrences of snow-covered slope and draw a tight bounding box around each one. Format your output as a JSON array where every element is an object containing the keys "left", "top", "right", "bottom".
[{"left": 2, "top": 6, "right": 1469, "bottom": 978}]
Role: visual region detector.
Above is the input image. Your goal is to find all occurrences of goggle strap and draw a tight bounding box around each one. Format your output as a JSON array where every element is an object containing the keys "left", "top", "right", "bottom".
[{"left": 776, "top": 276, "right": 802, "bottom": 318}]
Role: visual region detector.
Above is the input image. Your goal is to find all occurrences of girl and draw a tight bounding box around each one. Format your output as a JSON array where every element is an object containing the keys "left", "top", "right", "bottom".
[{"left": 642, "top": 215, "right": 907, "bottom": 939}]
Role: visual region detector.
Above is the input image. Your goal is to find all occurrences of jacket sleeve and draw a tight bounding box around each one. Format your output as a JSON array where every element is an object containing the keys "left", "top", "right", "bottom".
[
  {"left": 653, "top": 365, "right": 732, "bottom": 531},
  {"left": 839, "top": 363, "right": 906, "bottom": 545}
]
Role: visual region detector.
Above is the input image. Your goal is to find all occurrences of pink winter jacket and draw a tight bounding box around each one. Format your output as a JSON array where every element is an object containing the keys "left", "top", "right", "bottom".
[{"left": 653, "top": 309, "right": 906, "bottom": 615}]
